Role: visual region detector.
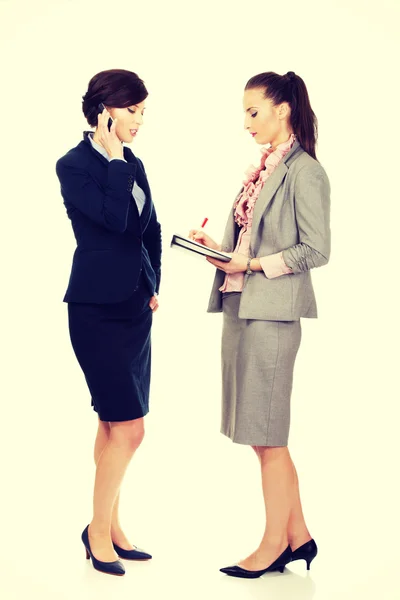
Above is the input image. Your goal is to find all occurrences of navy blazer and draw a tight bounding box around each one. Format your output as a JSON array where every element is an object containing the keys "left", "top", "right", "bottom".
[{"left": 56, "top": 132, "right": 162, "bottom": 303}]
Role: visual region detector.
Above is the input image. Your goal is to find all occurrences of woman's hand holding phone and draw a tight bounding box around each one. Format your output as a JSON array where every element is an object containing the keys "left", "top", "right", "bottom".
[{"left": 96, "top": 106, "right": 123, "bottom": 160}]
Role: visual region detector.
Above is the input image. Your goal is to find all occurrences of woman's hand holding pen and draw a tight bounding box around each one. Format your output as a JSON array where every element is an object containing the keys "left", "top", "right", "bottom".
[
  {"left": 96, "top": 108, "right": 123, "bottom": 160},
  {"left": 188, "top": 228, "right": 221, "bottom": 251},
  {"left": 188, "top": 218, "right": 248, "bottom": 272}
]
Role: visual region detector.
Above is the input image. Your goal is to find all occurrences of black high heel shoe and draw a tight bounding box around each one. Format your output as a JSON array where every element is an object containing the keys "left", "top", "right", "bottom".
[
  {"left": 291, "top": 539, "right": 318, "bottom": 570},
  {"left": 113, "top": 542, "right": 152, "bottom": 561},
  {"left": 220, "top": 545, "right": 292, "bottom": 579},
  {"left": 82, "top": 525, "right": 125, "bottom": 576}
]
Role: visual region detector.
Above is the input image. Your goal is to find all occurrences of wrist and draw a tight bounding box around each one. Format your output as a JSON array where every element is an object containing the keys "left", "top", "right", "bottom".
[
  {"left": 250, "top": 258, "right": 262, "bottom": 272},
  {"left": 245, "top": 256, "right": 261, "bottom": 275}
]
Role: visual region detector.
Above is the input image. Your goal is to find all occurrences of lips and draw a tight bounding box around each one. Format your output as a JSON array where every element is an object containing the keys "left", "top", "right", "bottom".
[
  {"left": 130, "top": 129, "right": 138, "bottom": 136},
  {"left": 251, "top": 132, "right": 257, "bottom": 137}
]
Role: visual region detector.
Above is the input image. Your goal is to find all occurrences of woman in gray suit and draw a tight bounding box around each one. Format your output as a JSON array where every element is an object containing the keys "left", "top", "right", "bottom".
[{"left": 189, "top": 71, "right": 330, "bottom": 579}]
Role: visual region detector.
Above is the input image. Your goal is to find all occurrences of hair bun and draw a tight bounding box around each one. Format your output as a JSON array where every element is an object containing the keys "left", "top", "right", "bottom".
[{"left": 286, "top": 71, "right": 296, "bottom": 80}]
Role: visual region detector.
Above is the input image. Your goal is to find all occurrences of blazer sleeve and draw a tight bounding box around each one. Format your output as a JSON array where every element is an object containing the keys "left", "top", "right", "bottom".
[
  {"left": 137, "top": 158, "right": 162, "bottom": 293},
  {"left": 55, "top": 157, "right": 137, "bottom": 233},
  {"left": 281, "top": 162, "right": 331, "bottom": 273},
  {"left": 143, "top": 204, "right": 162, "bottom": 293}
]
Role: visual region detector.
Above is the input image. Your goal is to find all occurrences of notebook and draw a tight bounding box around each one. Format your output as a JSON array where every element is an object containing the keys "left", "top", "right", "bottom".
[{"left": 170, "top": 234, "right": 232, "bottom": 262}]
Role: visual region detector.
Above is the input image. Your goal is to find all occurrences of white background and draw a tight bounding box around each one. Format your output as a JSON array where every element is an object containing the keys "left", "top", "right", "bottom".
[{"left": 1, "top": 0, "right": 399, "bottom": 599}]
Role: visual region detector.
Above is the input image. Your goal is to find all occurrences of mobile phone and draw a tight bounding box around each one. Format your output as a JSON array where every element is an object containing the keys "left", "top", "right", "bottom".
[{"left": 98, "top": 103, "right": 113, "bottom": 131}]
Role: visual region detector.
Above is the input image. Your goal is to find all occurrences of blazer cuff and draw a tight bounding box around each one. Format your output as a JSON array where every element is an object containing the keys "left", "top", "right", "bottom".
[
  {"left": 110, "top": 157, "right": 127, "bottom": 163},
  {"left": 155, "top": 273, "right": 161, "bottom": 294},
  {"left": 259, "top": 252, "right": 293, "bottom": 279}
]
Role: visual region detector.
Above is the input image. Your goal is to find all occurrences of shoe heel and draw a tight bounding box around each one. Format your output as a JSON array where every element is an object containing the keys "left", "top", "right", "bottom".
[
  {"left": 291, "top": 539, "right": 317, "bottom": 571},
  {"left": 278, "top": 566, "right": 285, "bottom": 573},
  {"left": 81, "top": 525, "right": 125, "bottom": 576}
]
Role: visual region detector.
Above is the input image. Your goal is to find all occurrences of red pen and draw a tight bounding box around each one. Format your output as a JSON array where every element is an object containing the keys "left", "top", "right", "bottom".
[{"left": 201, "top": 218, "right": 208, "bottom": 228}]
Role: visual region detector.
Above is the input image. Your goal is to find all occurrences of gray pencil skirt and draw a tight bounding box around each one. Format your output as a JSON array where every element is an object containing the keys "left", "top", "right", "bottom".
[{"left": 221, "top": 292, "right": 302, "bottom": 446}]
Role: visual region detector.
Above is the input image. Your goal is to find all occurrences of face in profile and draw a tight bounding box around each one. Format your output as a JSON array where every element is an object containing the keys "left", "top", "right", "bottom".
[
  {"left": 106, "top": 100, "right": 146, "bottom": 143},
  {"left": 243, "top": 88, "right": 290, "bottom": 148}
]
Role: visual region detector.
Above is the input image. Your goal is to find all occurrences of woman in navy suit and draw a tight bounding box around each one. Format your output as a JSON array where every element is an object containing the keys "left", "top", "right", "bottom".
[{"left": 56, "top": 69, "right": 161, "bottom": 576}]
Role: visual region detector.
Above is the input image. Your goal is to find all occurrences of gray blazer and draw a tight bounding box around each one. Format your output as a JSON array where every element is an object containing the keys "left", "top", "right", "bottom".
[{"left": 207, "top": 140, "right": 331, "bottom": 320}]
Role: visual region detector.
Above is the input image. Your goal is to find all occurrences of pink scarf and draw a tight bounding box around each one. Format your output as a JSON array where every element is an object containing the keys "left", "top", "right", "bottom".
[{"left": 234, "top": 133, "right": 296, "bottom": 228}]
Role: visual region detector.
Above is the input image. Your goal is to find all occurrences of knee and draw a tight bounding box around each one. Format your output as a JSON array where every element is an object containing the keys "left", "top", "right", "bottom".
[
  {"left": 98, "top": 419, "right": 111, "bottom": 436},
  {"left": 110, "top": 419, "right": 145, "bottom": 453},
  {"left": 255, "top": 445, "right": 288, "bottom": 463}
]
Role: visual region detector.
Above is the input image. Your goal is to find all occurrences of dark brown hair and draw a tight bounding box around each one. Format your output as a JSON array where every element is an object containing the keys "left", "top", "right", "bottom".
[
  {"left": 245, "top": 71, "right": 318, "bottom": 160},
  {"left": 82, "top": 69, "right": 148, "bottom": 127}
]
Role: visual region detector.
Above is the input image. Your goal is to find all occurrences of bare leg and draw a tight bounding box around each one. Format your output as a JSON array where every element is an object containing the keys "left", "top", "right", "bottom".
[
  {"left": 88, "top": 418, "right": 144, "bottom": 562},
  {"left": 286, "top": 460, "right": 312, "bottom": 551},
  {"left": 94, "top": 418, "right": 111, "bottom": 463},
  {"left": 110, "top": 491, "right": 135, "bottom": 550},
  {"left": 251, "top": 447, "right": 311, "bottom": 559},
  {"left": 93, "top": 419, "right": 135, "bottom": 550},
  {"left": 238, "top": 446, "right": 292, "bottom": 570}
]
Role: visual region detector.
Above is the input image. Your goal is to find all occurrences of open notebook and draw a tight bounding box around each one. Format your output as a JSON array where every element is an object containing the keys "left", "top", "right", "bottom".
[{"left": 170, "top": 234, "right": 232, "bottom": 262}]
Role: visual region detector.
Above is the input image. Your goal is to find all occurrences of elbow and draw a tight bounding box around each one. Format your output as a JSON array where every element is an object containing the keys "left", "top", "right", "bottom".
[
  {"left": 288, "top": 243, "right": 330, "bottom": 272},
  {"left": 105, "top": 223, "right": 127, "bottom": 234},
  {"left": 305, "top": 246, "right": 330, "bottom": 270},
  {"left": 309, "top": 247, "right": 330, "bottom": 270},
  {"left": 317, "top": 241, "right": 331, "bottom": 268},
  {"left": 312, "top": 254, "right": 329, "bottom": 270},
  {"left": 319, "top": 251, "right": 330, "bottom": 267},
  {"left": 113, "top": 223, "right": 128, "bottom": 234},
  {"left": 103, "top": 214, "right": 128, "bottom": 233}
]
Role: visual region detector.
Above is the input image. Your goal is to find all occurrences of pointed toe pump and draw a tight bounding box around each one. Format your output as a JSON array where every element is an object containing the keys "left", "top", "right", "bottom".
[
  {"left": 291, "top": 539, "right": 318, "bottom": 570},
  {"left": 220, "top": 545, "right": 292, "bottom": 579},
  {"left": 82, "top": 525, "right": 125, "bottom": 576},
  {"left": 113, "top": 542, "right": 152, "bottom": 561}
]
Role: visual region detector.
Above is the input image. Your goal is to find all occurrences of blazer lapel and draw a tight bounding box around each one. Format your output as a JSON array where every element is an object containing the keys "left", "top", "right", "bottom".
[
  {"left": 123, "top": 148, "right": 152, "bottom": 200},
  {"left": 221, "top": 207, "right": 239, "bottom": 252},
  {"left": 250, "top": 140, "right": 303, "bottom": 246},
  {"left": 123, "top": 148, "right": 155, "bottom": 230},
  {"left": 220, "top": 187, "right": 244, "bottom": 251},
  {"left": 135, "top": 163, "right": 152, "bottom": 202},
  {"left": 221, "top": 141, "right": 304, "bottom": 253},
  {"left": 251, "top": 161, "right": 288, "bottom": 240}
]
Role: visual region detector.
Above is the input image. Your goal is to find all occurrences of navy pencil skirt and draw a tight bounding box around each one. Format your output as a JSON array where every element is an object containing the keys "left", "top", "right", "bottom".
[{"left": 67, "top": 275, "right": 153, "bottom": 422}]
